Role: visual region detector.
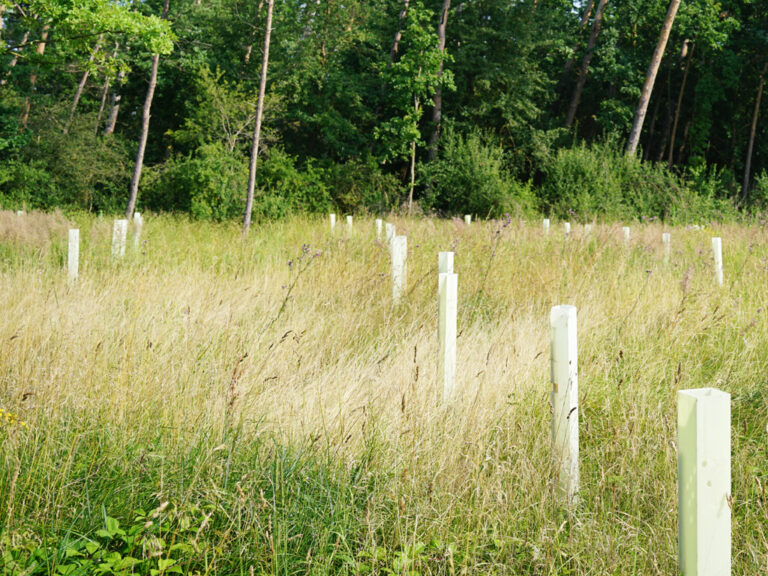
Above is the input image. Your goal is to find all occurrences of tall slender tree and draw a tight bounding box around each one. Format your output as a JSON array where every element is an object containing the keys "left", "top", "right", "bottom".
[
  {"left": 427, "top": 0, "right": 450, "bottom": 161},
  {"left": 742, "top": 62, "right": 768, "bottom": 201},
  {"left": 564, "top": 0, "right": 608, "bottom": 128},
  {"left": 243, "top": 0, "right": 275, "bottom": 234},
  {"left": 625, "top": 0, "right": 681, "bottom": 156},
  {"left": 125, "top": 0, "right": 171, "bottom": 219}
]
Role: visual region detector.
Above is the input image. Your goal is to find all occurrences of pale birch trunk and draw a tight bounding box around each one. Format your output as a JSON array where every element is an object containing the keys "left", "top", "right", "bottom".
[{"left": 243, "top": 0, "right": 275, "bottom": 234}]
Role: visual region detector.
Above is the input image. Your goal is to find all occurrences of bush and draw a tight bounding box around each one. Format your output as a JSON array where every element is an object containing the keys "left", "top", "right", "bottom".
[
  {"left": 540, "top": 140, "right": 737, "bottom": 223},
  {"left": 324, "top": 157, "right": 402, "bottom": 214},
  {"left": 421, "top": 128, "right": 536, "bottom": 217},
  {"left": 144, "top": 142, "right": 248, "bottom": 220},
  {"left": 0, "top": 120, "right": 131, "bottom": 212}
]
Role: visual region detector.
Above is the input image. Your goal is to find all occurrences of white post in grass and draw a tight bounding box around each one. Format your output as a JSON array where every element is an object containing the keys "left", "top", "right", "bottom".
[
  {"left": 330, "top": 213, "right": 336, "bottom": 233},
  {"left": 678, "top": 388, "right": 731, "bottom": 576},
  {"left": 67, "top": 229, "right": 79, "bottom": 284},
  {"left": 385, "top": 223, "right": 396, "bottom": 252},
  {"left": 663, "top": 232, "right": 671, "bottom": 263},
  {"left": 347, "top": 215, "right": 353, "bottom": 230},
  {"left": 391, "top": 235, "right": 407, "bottom": 303},
  {"left": 133, "top": 212, "right": 143, "bottom": 253},
  {"left": 550, "top": 305, "right": 579, "bottom": 504},
  {"left": 464, "top": 214, "right": 471, "bottom": 226},
  {"left": 543, "top": 218, "right": 550, "bottom": 235},
  {"left": 376, "top": 219, "right": 383, "bottom": 240},
  {"left": 16, "top": 210, "right": 24, "bottom": 216},
  {"left": 564, "top": 222, "right": 571, "bottom": 236},
  {"left": 111, "top": 219, "right": 128, "bottom": 259},
  {"left": 623, "top": 226, "right": 630, "bottom": 246},
  {"left": 712, "top": 237, "right": 723, "bottom": 287},
  {"left": 438, "top": 251, "right": 454, "bottom": 275},
  {"left": 439, "top": 272, "right": 458, "bottom": 401}
]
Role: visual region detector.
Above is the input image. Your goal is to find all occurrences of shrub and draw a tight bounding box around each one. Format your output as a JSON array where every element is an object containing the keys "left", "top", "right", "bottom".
[
  {"left": 324, "top": 157, "right": 402, "bottom": 214},
  {"left": 540, "top": 139, "right": 737, "bottom": 223},
  {"left": 421, "top": 128, "right": 536, "bottom": 217},
  {"left": 250, "top": 148, "right": 331, "bottom": 219},
  {"left": 143, "top": 142, "right": 248, "bottom": 220}
]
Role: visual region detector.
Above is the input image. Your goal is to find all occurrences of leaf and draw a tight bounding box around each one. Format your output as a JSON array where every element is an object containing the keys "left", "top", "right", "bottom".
[
  {"left": 105, "top": 517, "right": 120, "bottom": 535},
  {"left": 158, "top": 558, "right": 177, "bottom": 571}
]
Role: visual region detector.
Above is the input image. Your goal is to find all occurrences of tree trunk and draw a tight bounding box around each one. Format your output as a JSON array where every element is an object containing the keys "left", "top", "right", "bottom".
[
  {"left": 408, "top": 94, "right": 421, "bottom": 215},
  {"left": 427, "top": 0, "right": 451, "bottom": 161},
  {"left": 644, "top": 91, "right": 662, "bottom": 161},
  {"left": 742, "top": 62, "right": 768, "bottom": 202},
  {"left": 0, "top": 30, "right": 29, "bottom": 86},
  {"left": 389, "top": 0, "right": 411, "bottom": 66},
  {"left": 104, "top": 69, "right": 125, "bottom": 135},
  {"left": 65, "top": 37, "right": 103, "bottom": 134},
  {"left": 124, "top": 0, "right": 170, "bottom": 219},
  {"left": 564, "top": 0, "right": 608, "bottom": 128},
  {"left": 561, "top": 0, "right": 596, "bottom": 82},
  {"left": 667, "top": 40, "right": 693, "bottom": 166},
  {"left": 625, "top": 0, "right": 681, "bottom": 156},
  {"left": 95, "top": 75, "right": 110, "bottom": 134},
  {"left": 21, "top": 24, "right": 50, "bottom": 128},
  {"left": 243, "top": 0, "right": 275, "bottom": 234}
]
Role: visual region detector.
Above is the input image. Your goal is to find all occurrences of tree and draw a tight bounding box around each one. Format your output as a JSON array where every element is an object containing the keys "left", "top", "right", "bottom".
[
  {"left": 125, "top": 0, "right": 172, "bottom": 219},
  {"left": 376, "top": 2, "right": 452, "bottom": 213},
  {"left": 243, "top": 0, "right": 274, "bottom": 234},
  {"left": 427, "top": 0, "right": 451, "bottom": 161},
  {"left": 564, "top": 0, "right": 608, "bottom": 128},
  {"left": 625, "top": 0, "right": 682, "bottom": 156}
]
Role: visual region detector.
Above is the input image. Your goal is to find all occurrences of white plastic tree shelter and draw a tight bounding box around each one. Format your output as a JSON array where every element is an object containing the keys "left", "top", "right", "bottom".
[
  {"left": 133, "top": 212, "right": 143, "bottom": 253},
  {"left": 623, "top": 226, "right": 630, "bottom": 245},
  {"left": 385, "top": 223, "right": 396, "bottom": 252},
  {"left": 347, "top": 215, "right": 353, "bottom": 228},
  {"left": 375, "top": 219, "right": 383, "bottom": 240},
  {"left": 439, "top": 273, "right": 458, "bottom": 401},
  {"left": 663, "top": 232, "right": 671, "bottom": 263},
  {"left": 677, "top": 388, "right": 731, "bottom": 576},
  {"left": 329, "top": 213, "right": 336, "bottom": 232},
  {"left": 67, "top": 229, "right": 79, "bottom": 284},
  {"left": 564, "top": 222, "right": 571, "bottom": 236},
  {"left": 464, "top": 214, "right": 471, "bottom": 225},
  {"left": 712, "top": 237, "right": 723, "bottom": 287},
  {"left": 438, "top": 251, "right": 454, "bottom": 274},
  {"left": 550, "top": 305, "right": 579, "bottom": 503},
  {"left": 391, "top": 235, "right": 407, "bottom": 303},
  {"left": 543, "top": 218, "right": 550, "bottom": 234},
  {"left": 111, "top": 219, "right": 128, "bottom": 259}
]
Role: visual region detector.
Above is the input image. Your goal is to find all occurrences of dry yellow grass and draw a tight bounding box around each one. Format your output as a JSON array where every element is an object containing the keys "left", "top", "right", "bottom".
[{"left": 1, "top": 214, "right": 767, "bottom": 574}]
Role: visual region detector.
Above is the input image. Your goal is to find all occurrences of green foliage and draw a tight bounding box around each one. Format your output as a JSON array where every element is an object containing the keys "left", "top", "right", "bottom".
[
  {"left": 540, "top": 139, "right": 737, "bottom": 222},
  {"left": 144, "top": 142, "right": 248, "bottom": 220},
  {"left": 324, "top": 158, "right": 402, "bottom": 214},
  {"left": 421, "top": 127, "right": 536, "bottom": 217},
  {"left": 0, "top": 120, "right": 130, "bottom": 212},
  {"left": 251, "top": 148, "right": 332, "bottom": 220}
]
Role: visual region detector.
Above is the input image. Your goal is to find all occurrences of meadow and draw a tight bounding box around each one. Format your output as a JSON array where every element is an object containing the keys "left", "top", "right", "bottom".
[{"left": 0, "top": 211, "right": 767, "bottom": 575}]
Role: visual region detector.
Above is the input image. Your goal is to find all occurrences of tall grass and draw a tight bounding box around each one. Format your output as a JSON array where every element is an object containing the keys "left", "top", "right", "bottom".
[{"left": 1, "top": 214, "right": 767, "bottom": 574}]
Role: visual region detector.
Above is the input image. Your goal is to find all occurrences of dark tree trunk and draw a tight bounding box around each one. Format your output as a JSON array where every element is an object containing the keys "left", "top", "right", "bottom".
[
  {"left": 565, "top": 0, "right": 608, "bottom": 128},
  {"left": 742, "top": 62, "right": 768, "bottom": 202},
  {"left": 124, "top": 0, "right": 170, "bottom": 219},
  {"left": 243, "top": 0, "right": 275, "bottom": 234},
  {"left": 21, "top": 24, "right": 50, "bottom": 128},
  {"left": 561, "top": 0, "right": 596, "bottom": 83},
  {"left": 626, "top": 0, "right": 681, "bottom": 155},
  {"left": 389, "top": 0, "right": 410, "bottom": 66},
  {"left": 667, "top": 40, "right": 693, "bottom": 166},
  {"left": 427, "top": 0, "right": 451, "bottom": 161},
  {"left": 65, "top": 37, "right": 102, "bottom": 134}
]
